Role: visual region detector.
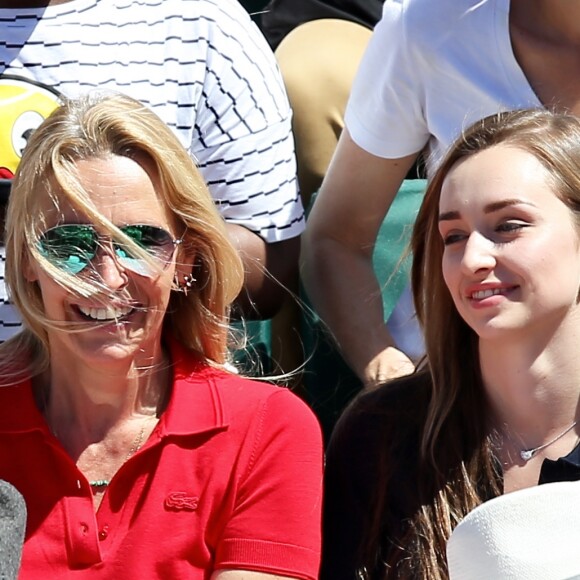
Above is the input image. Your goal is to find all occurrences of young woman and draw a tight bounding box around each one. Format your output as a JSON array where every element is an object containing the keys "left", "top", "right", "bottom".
[
  {"left": 0, "top": 93, "right": 323, "bottom": 579},
  {"left": 322, "top": 109, "right": 580, "bottom": 579}
]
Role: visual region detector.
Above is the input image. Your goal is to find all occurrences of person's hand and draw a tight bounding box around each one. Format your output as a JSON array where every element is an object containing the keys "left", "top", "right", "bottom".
[{"left": 363, "top": 346, "right": 415, "bottom": 390}]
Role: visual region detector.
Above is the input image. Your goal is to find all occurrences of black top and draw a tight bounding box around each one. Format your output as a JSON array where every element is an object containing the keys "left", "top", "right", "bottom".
[
  {"left": 260, "top": 0, "right": 385, "bottom": 50},
  {"left": 321, "top": 377, "right": 580, "bottom": 579}
]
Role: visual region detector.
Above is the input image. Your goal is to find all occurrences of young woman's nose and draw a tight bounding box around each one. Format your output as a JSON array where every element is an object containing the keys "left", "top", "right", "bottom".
[{"left": 460, "top": 232, "right": 496, "bottom": 274}]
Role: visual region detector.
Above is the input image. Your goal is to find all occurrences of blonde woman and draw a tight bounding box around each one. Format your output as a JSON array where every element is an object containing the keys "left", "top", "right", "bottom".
[
  {"left": 0, "top": 93, "right": 322, "bottom": 579},
  {"left": 323, "top": 109, "right": 580, "bottom": 578}
]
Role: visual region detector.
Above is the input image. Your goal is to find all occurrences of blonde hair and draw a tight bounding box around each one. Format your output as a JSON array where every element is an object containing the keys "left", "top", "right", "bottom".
[{"left": 3, "top": 92, "right": 244, "bottom": 379}]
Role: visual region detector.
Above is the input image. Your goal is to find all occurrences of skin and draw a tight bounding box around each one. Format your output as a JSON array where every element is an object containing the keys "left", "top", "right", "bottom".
[
  {"left": 301, "top": 129, "right": 417, "bottom": 387},
  {"left": 439, "top": 145, "right": 580, "bottom": 494},
  {"left": 226, "top": 223, "right": 299, "bottom": 320},
  {"left": 0, "top": 0, "right": 298, "bottom": 320},
  {"left": 510, "top": 0, "right": 580, "bottom": 115}
]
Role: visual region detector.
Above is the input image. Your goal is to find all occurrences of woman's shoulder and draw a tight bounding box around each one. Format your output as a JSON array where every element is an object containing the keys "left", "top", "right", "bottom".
[
  {"left": 334, "top": 371, "right": 431, "bottom": 441},
  {"left": 189, "top": 363, "right": 321, "bottom": 431},
  {"left": 325, "top": 371, "right": 431, "bottom": 482}
]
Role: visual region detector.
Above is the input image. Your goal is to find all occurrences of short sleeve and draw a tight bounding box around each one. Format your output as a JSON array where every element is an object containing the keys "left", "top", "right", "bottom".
[
  {"left": 345, "top": 0, "right": 430, "bottom": 159},
  {"left": 214, "top": 389, "right": 323, "bottom": 580},
  {"left": 191, "top": 2, "right": 305, "bottom": 242}
]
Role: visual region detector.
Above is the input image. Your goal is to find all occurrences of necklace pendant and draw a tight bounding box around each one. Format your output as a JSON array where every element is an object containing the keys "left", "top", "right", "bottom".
[
  {"left": 520, "top": 449, "right": 536, "bottom": 461},
  {"left": 89, "top": 479, "right": 110, "bottom": 488}
]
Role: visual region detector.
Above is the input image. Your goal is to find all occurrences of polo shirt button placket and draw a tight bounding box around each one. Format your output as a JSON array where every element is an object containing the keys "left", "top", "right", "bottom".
[{"left": 98, "top": 525, "right": 110, "bottom": 541}]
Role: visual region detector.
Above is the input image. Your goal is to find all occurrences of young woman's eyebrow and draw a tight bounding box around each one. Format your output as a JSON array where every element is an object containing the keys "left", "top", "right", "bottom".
[
  {"left": 483, "top": 198, "right": 537, "bottom": 213},
  {"left": 438, "top": 210, "right": 460, "bottom": 222},
  {"left": 438, "top": 199, "right": 537, "bottom": 222}
]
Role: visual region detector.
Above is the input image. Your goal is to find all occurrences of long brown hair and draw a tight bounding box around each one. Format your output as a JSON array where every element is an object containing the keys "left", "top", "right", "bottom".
[{"left": 360, "top": 109, "right": 580, "bottom": 578}]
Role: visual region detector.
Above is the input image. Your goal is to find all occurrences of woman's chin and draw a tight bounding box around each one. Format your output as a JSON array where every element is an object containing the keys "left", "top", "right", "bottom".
[{"left": 49, "top": 322, "right": 160, "bottom": 368}]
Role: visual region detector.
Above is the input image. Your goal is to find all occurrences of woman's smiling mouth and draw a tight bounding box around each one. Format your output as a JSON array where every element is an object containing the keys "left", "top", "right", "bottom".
[
  {"left": 76, "top": 304, "right": 135, "bottom": 321},
  {"left": 471, "top": 288, "right": 506, "bottom": 300}
]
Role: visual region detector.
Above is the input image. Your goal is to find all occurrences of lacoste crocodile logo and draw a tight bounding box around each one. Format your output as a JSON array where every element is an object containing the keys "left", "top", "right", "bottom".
[{"left": 164, "top": 492, "right": 199, "bottom": 511}]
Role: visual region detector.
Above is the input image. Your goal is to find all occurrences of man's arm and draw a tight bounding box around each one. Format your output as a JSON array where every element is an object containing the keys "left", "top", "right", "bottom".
[
  {"left": 227, "top": 224, "right": 299, "bottom": 320},
  {"left": 192, "top": 0, "right": 304, "bottom": 320},
  {"left": 301, "top": 129, "right": 419, "bottom": 387}
]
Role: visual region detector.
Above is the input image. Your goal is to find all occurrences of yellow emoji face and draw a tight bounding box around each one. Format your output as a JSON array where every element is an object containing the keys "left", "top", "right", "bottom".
[{"left": 0, "top": 76, "right": 61, "bottom": 179}]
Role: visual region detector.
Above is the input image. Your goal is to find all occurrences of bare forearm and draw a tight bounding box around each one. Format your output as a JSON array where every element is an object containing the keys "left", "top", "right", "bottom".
[
  {"left": 301, "top": 132, "right": 419, "bottom": 384},
  {"left": 226, "top": 223, "right": 300, "bottom": 320},
  {"left": 301, "top": 237, "right": 399, "bottom": 382}
]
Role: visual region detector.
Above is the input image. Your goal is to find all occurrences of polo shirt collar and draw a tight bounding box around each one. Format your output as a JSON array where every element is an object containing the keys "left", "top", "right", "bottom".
[
  {"left": 158, "top": 338, "right": 230, "bottom": 437},
  {"left": 0, "top": 337, "right": 231, "bottom": 438}
]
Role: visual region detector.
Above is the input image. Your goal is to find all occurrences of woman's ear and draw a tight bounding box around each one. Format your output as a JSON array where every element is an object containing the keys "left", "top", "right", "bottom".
[
  {"left": 22, "top": 256, "right": 39, "bottom": 283},
  {"left": 173, "top": 248, "right": 197, "bottom": 287}
]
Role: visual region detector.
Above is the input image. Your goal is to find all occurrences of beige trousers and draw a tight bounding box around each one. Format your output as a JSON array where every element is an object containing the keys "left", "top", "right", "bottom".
[
  {"left": 271, "top": 18, "right": 373, "bottom": 378},
  {"left": 275, "top": 18, "right": 372, "bottom": 204}
]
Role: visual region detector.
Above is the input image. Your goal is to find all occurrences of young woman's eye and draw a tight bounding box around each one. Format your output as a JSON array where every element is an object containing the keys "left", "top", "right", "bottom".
[
  {"left": 442, "top": 232, "right": 466, "bottom": 246},
  {"left": 496, "top": 221, "right": 528, "bottom": 233}
]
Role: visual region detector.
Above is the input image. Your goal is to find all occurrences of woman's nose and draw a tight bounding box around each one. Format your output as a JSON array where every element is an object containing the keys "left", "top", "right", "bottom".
[
  {"left": 460, "top": 232, "right": 496, "bottom": 274},
  {"left": 93, "top": 248, "right": 129, "bottom": 290}
]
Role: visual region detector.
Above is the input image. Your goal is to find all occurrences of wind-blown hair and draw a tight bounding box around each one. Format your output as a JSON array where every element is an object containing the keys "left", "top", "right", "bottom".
[
  {"left": 360, "top": 108, "right": 580, "bottom": 578},
  {"left": 3, "top": 93, "right": 244, "bottom": 380}
]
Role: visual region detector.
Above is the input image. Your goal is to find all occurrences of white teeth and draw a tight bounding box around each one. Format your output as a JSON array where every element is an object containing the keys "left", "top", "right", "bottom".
[
  {"left": 472, "top": 288, "right": 504, "bottom": 300},
  {"left": 78, "top": 305, "right": 133, "bottom": 320}
]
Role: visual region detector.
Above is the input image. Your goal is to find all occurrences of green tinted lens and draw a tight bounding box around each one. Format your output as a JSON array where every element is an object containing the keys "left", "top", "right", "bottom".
[
  {"left": 38, "top": 224, "right": 176, "bottom": 277},
  {"left": 114, "top": 225, "right": 176, "bottom": 275},
  {"left": 39, "top": 225, "right": 97, "bottom": 274}
]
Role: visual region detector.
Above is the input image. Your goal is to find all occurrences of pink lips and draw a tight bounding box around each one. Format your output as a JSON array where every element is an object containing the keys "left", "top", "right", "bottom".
[{"left": 466, "top": 284, "right": 517, "bottom": 308}]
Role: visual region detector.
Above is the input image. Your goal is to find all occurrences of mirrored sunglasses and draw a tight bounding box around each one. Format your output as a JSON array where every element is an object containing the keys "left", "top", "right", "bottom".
[{"left": 38, "top": 224, "right": 182, "bottom": 277}]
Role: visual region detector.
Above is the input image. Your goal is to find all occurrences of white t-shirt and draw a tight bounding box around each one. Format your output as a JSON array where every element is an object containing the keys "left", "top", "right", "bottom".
[
  {"left": 0, "top": 0, "right": 304, "bottom": 338},
  {"left": 346, "top": 0, "right": 540, "bottom": 170},
  {"left": 345, "top": 0, "right": 541, "bottom": 357}
]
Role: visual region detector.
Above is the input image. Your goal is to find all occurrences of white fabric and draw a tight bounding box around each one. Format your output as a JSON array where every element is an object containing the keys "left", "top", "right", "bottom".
[
  {"left": 345, "top": 0, "right": 542, "bottom": 354},
  {"left": 0, "top": 0, "right": 303, "bottom": 241},
  {"left": 386, "top": 283, "right": 423, "bottom": 360},
  {"left": 0, "top": 0, "right": 304, "bottom": 339},
  {"left": 346, "top": 0, "right": 540, "bottom": 171},
  {"left": 447, "top": 481, "right": 580, "bottom": 580}
]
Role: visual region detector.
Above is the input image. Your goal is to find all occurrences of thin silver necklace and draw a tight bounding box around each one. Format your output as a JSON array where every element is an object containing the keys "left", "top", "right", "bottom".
[{"left": 519, "top": 420, "right": 578, "bottom": 461}]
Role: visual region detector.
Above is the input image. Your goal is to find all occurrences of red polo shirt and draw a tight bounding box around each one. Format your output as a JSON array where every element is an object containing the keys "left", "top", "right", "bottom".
[{"left": 0, "top": 341, "right": 323, "bottom": 579}]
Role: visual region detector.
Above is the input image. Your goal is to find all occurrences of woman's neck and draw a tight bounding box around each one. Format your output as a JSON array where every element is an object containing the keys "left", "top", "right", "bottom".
[
  {"left": 36, "top": 346, "right": 170, "bottom": 440},
  {"left": 479, "top": 334, "right": 580, "bottom": 440}
]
